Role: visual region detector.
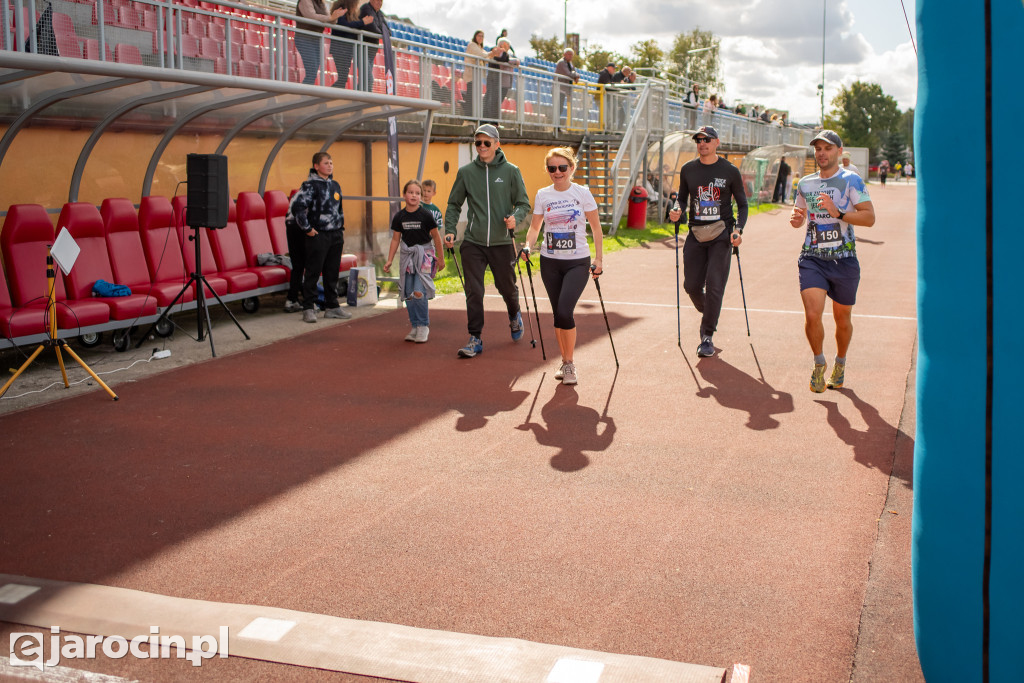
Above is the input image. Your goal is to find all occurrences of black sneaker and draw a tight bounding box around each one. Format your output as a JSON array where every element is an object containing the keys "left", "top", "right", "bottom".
[{"left": 697, "top": 337, "right": 715, "bottom": 357}]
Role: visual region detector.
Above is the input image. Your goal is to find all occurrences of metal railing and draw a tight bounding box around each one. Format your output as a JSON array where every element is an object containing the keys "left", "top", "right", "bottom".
[{"left": 2, "top": 0, "right": 813, "bottom": 148}]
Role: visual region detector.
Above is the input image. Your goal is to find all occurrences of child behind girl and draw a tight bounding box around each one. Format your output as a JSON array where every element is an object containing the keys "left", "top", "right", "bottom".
[{"left": 384, "top": 180, "right": 446, "bottom": 342}]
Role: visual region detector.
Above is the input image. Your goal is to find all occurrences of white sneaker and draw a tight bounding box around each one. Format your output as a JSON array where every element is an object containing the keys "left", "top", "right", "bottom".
[
  {"left": 561, "top": 362, "right": 577, "bottom": 385},
  {"left": 405, "top": 327, "right": 418, "bottom": 342},
  {"left": 302, "top": 309, "right": 317, "bottom": 324},
  {"left": 283, "top": 299, "right": 302, "bottom": 313},
  {"left": 554, "top": 362, "right": 566, "bottom": 380},
  {"left": 415, "top": 326, "right": 429, "bottom": 343}
]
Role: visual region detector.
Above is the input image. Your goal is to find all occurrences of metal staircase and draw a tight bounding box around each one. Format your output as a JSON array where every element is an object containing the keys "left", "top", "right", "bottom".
[{"left": 577, "top": 134, "right": 620, "bottom": 226}]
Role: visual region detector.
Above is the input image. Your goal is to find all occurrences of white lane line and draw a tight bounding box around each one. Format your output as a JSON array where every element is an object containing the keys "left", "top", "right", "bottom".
[{"left": 485, "top": 295, "right": 917, "bottom": 322}]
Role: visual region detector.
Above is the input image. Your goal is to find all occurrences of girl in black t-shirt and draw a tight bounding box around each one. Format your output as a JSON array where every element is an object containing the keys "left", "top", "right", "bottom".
[{"left": 384, "top": 180, "right": 446, "bottom": 343}]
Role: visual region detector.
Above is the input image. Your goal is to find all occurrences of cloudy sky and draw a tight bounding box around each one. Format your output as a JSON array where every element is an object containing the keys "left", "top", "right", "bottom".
[{"left": 386, "top": 0, "right": 918, "bottom": 125}]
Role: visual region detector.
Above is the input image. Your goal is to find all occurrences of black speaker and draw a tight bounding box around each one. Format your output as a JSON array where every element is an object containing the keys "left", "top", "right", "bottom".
[{"left": 186, "top": 154, "right": 228, "bottom": 229}]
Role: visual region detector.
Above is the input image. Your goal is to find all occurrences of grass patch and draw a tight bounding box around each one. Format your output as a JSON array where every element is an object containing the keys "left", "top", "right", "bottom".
[{"left": 385, "top": 202, "right": 785, "bottom": 297}]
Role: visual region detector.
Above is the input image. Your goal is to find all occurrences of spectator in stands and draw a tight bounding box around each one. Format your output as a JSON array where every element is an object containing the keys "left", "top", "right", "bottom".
[
  {"left": 613, "top": 65, "right": 636, "bottom": 84},
  {"left": 292, "top": 152, "right": 351, "bottom": 323},
  {"left": 498, "top": 28, "right": 515, "bottom": 56},
  {"left": 760, "top": 109, "right": 771, "bottom": 123},
  {"left": 485, "top": 38, "right": 516, "bottom": 123},
  {"left": 554, "top": 47, "right": 580, "bottom": 123},
  {"left": 358, "top": 0, "right": 386, "bottom": 92},
  {"left": 700, "top": 93, "right": 717, "bottom": 125},
  {"left": 684, "top": 83, "right": 700, "bottom": 106},
  {"left": 597, "top": 62, "right": 616, "bottom": 85},
  {"left": 464, "top": 30, "right": 498, "bottom": 116},
  {"left": 330, "top": 0, "right": 370, "bottom": 88},
  {"left": 295, "top": 0, "right": 333, "bottom": 85}
]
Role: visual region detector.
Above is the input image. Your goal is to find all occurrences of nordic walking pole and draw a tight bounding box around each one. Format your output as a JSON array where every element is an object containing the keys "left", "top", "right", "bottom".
[
  {"left": 447, "top": 246, "right": 465, "bottom": 290},
  {"left": 509, "top": 223, "right": 546, "bottom": 359},
  {"left": 508, "top": 237, "right": 537, "bottom": 348},
  {"left": 590, "top": 264, "right": 618, "bottom": 367},
  {"left": 673, "top": 204, "right": 682, "bottom": 349},
  {"left": 733, "top": 245, "right": 751, "bottom": 336}
]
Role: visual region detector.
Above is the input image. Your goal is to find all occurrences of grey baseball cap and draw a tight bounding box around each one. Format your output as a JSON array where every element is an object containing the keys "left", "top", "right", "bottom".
[
  {"left": 810, "top": 129, "right": 843, "bottom": 147},
  {"left": 474, "top": 124, "right": 500, "bottom": 140}
]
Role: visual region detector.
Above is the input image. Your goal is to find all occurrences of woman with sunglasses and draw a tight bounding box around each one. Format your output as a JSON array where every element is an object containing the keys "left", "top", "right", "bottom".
[{"left": 519, "top": 147, "right": 604, "bottom": 385}]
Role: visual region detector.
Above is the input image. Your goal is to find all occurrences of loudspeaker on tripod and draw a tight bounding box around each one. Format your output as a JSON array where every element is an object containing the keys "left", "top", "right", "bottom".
[{"left": 186, "top": 153, "right": 228, "bottom": 229}]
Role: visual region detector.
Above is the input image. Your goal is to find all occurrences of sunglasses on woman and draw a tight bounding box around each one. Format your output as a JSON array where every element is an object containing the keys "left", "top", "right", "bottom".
[
  {"left": 546, "top": 164, "right": 569, "bottom": 173},
  {"left": 474, "top": 140, "right": 492, "bottom": 147}
]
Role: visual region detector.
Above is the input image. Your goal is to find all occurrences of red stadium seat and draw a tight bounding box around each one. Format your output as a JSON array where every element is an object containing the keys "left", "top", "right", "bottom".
[
  {"left": 235, "top": 192, "right": 288, "bottom": 286},
  {"left": 114, "top": 43, "right": 143, "bottom": 65},
  {"left": 102, "top": 198, "right": 195, "bottom": 306},
  {"left": 262, "top": 190, "right": 290, "bottom": 256},
  {"left": 57, "top": 202, "right": 158, "bottom": 320},
  {"left": 137, "top": 196, "right": 198, "bottom": 304},
  {"left": 0, "top": 204, "right": 110, "bottom": 331}
]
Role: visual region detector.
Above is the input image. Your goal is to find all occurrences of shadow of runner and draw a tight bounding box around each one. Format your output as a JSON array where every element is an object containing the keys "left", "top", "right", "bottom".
[
  {"left": 517, "top": 386, "right": 616, "bottom": 473},
  {"left": 814, "top": 387, "right": 912, "bottom": 486},
  {"left": 695, "top": 357, "right": 794, "bottom": 430}
]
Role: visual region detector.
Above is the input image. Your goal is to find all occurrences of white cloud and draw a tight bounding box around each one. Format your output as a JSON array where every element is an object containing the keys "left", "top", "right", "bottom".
[{"left": 386, "top": 0, "right": 918, "bottom": 125}]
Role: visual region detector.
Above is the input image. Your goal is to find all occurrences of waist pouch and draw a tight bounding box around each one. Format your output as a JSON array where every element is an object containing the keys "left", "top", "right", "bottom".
[{"left": 690, "top": 220, "right": 727, "bottom": 243}]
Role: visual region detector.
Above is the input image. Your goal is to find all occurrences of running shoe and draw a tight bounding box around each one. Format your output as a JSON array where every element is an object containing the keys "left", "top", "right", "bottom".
[
  {"left": 697, "top": 337, "right": 715, "bottom": 357},
  {"left": 405, "top": 327, "right": 418, "bottom": 342},
  {"left": 457, "top": 336, "right": 483, "bottom": 358},
  {"left": 554, "top": 362, "right": 566, "bottom": 380},
  {"left": 510, "top": 311, "right": 524, "bottom": 341},
  {"left": 324, "top": 307, "right": 351, "bottom": 319},
  {"left": 810, "top": 362, "right": 827, "bottom": 393},
  {"left": 415, "top": 326, "right": 429, "bottom": 343},
  {"left": 561, "top": 362, "right": 578, "bottom": 385},
  {"left": 302, "top": 309, "right": 317, "bottom": 324},
  {"left": 827, "top": 361, "right": 845, "bottom": 389},
  {"left": 283, "top": 299, "right": 302, "bottom": 313}
]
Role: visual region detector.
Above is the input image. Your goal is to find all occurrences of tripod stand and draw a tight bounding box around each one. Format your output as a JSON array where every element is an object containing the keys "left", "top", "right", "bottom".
[
  {"left": 134, "top": 225, "right": 249, "bottom": 357},
  {"left": 0, "top": 247, "right": 118, "bottom": 400}
]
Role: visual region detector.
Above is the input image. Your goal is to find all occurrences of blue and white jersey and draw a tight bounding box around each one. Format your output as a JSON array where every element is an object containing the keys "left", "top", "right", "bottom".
[
  {"left": 532, "top": 183, "right": 598, "bottom": 260},
  {"left": 794, "top": 168, "right": 871, "bottom": 260}
]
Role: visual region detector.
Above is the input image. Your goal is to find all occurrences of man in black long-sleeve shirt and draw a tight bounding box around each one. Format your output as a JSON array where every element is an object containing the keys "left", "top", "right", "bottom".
[{"left": 668, "top": 125, "right": 748, "bottom": 357}]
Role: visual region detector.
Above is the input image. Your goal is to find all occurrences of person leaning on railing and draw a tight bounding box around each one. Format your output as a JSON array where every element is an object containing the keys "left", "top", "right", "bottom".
[
  {"left": 295, "top": 0, "right": 333, "bottom": 85},
  {"left": 329, "top": 0, "right": 370, "bottom": 88}
]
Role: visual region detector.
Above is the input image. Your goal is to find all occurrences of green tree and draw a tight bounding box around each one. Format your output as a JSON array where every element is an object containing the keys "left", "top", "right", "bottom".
[
  {"left": 629, "top": 39, "right": 663, "bottom": 71},
  {"left": 823, "top": 81, "right": 901, "bottom": 157},
  {"left": 529, "top": 34, "right": 564, "bottom": 62},
  {"left": 581, "top": 43, "right": 628, "bottom": 73},
  {"left": 880, "top": 130, "right": 909, "bottom": 166},
  {"left": 666, "top": 27, "right": 722, "bottom": 90},
  {"left": 899, "top": 107, "right": 915, "bottom": 153}
]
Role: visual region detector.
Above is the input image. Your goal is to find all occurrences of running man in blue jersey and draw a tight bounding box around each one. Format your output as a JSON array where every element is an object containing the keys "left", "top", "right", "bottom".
[{"left": 789, "top": 130, "right": 875, "bottom": 393}]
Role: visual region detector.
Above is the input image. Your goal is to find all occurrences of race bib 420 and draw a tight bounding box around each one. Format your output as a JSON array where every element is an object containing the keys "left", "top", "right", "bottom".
[{"left": 546, "top": 231, "right": 576, "bottom": 253}]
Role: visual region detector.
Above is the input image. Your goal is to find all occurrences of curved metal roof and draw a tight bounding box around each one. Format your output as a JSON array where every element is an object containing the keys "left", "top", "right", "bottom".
[{"left": 0, "top": 51, "right": 439, "bottom": 202}]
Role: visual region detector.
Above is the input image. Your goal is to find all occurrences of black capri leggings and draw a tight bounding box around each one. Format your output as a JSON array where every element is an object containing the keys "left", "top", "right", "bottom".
[{"left": 540, "top": 255, "right": 591, "bottom": 330}]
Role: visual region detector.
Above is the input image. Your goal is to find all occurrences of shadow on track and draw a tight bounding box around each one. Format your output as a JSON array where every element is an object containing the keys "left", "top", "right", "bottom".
[{"left": 815, "top": 387, "right": 913, "bottom": 486}]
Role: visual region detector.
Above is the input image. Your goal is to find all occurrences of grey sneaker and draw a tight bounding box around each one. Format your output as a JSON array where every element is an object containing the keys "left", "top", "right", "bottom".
[
  {"left": 325, "top": 307, "right": 351, "bottom": 319},
  {"left": 284, "top": 299, "right": 302, "bottom": 313},
  {"left": 561, "top": 362, "right": 577, "bottom": 385},
  {"left": 302, "top": 309, "right": 317, "bottom": 323},
  {"left": 457, "top": 336, "right": 483, "bottom": 358},
  {"left": 415, "top": 326, "right": 429, "bottom": 343},
  {"left": 405, "top": 327, "right": 418, "bottom": 342},
  {"left": 554, "top": 362, "right": 566, "bottom": 380},
  {"left": 697, "top": 336, "right": 715, "bottom": 357}
]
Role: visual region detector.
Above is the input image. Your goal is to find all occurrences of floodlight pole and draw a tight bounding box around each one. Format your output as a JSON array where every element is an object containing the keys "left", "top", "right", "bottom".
[
  {"left": 563, "top": 0, "right": 567, "bottom": 46},
  {"left": 821, "top": 0, "right": 826, "bottom": 126}
]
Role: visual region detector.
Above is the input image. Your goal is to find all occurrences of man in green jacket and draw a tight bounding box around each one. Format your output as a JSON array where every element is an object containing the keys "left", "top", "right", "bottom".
[{"left": 444, "top": 124, "right": 531, "bottom": 358}]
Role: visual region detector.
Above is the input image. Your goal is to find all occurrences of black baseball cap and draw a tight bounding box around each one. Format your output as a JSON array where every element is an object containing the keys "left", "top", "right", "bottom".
[
  {"left": 692, "top": 126, "right": 718, "bottom": 140},
  {"left": 810, "top": 129, "right": 843, "bottom": 147}
]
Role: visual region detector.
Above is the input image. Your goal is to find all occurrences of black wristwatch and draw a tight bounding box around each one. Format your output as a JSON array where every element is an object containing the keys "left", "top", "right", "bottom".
[{"left": 837, "top": 210, "right": 846, "bottom": 221}]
